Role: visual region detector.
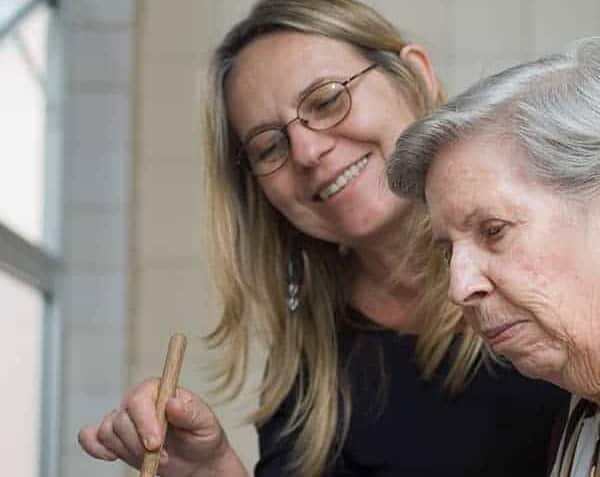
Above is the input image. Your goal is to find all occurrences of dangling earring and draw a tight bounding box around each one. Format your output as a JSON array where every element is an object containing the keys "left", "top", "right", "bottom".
[{"left": 287, "top": 240, "right": 304, "bottom": 313}]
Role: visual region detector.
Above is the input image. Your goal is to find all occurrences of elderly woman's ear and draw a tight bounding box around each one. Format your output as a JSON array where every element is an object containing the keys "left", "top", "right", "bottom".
[{"left": 400, "top": 44, "right": 439, "bottom": 102}]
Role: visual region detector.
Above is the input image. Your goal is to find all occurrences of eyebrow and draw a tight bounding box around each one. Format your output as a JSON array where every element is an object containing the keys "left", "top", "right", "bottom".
[
  {"left": 241, "top": 74, "right": 338, "bottom": 144},
  {"left": 431, "top": 208, "right": 481, "bottom": 245},
  {"left": 461, "top": 208, "right": 480, "bottom": 229},
  {"left": 242, "top": 121, "right": 286, "bottom": 144}
]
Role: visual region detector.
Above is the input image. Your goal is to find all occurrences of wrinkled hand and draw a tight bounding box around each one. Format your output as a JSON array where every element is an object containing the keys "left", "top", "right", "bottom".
[{"left": 78, "top": 378, "right": 247, "bottom": 477}]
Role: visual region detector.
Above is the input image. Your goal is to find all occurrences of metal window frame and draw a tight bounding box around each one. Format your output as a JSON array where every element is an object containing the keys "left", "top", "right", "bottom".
[
  {"left": 0, "top": 225, "right": 61, "bottom": 477},
  {"left": 0, "top": 0, "right": 43, "bottom": 43},
  {"left": 0, "top": 222, "right": 58, "bottom": 297},
  {"left": 0, "top": 3, "right": 62, "bottom": 476},
  {"left": 0, "top": 0, "right": 57, "bottom": 45}
]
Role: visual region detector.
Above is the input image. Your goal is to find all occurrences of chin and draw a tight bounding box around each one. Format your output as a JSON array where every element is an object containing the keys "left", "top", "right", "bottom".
[{"left": 509, "top": 349, "right": 562, "bottom": 386}]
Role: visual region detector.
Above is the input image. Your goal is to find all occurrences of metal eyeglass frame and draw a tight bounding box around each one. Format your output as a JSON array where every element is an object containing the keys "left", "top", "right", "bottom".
[{"left": 238, "top": 63, "right": 378, "bottom": 176}]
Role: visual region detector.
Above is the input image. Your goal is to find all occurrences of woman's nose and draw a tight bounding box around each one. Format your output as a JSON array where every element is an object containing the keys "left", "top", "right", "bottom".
[
  {"left": 448, "top": 248, "right": 493, "bottom": 307},
  {"left": 287, "top": 121, "right": 335, "bottom": 169}
]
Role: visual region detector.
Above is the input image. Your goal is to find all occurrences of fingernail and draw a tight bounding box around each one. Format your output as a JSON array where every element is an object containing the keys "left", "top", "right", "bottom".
[
  {"left": 143, "top": 435, "right": 157, "bottom": 449},
  {"left": 104, "top": 450, "right": 117, "bottom": 460}
]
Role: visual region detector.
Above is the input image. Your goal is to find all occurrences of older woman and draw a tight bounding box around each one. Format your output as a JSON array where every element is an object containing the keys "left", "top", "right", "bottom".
[{"left": 389, "top": 37, "right": 600, "bottom": 477}]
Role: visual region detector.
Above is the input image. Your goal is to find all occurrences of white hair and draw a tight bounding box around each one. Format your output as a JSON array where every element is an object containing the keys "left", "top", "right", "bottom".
[{"left": 388, "top": 36, "right": 600, "bottom": 201}]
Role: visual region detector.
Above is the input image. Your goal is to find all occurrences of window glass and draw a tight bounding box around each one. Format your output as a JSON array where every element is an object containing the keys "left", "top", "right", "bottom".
[
  {"left": 0, "top": 270, "right": 43, "bottom": 477},
  {"left": 0, "top": 1, "right": 32, "bottom": 28},
  {"left": 0, "top": 6, "right": 48, "bottom": 244}
]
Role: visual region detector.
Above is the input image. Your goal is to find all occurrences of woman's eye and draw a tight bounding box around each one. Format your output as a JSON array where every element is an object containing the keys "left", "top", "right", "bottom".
[
  {"left": 304, "top": 86, "right": 345, "bottom": 117},
  {"left": 247, "top": 130, "right": 286, "bottom": 164},
  {"left": 315, "top": 91, "right": 343, "bottom": 111},
  {"left": 482, "top": 221, "right": 507, "bottom": 242},
  {"left": 256, "top": 143, "right": 278, "bottom": 162}
]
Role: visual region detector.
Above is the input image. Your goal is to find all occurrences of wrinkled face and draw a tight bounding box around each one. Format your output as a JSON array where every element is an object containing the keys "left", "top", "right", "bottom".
[
  {"left": 426, "top": 134, "right": 600, "bottom": 395},
  {"left": 225, "top": 32, "right": 417, "bottom": 247}
]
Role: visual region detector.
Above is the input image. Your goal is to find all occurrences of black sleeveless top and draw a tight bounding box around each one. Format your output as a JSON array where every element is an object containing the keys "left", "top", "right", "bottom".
[{"left": 256, "top": 320, "right": 569, "bottom": 476}]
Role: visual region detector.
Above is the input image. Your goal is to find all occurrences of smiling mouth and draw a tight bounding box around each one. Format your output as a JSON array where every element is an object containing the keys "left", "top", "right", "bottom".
[{"left": 317, "top": 154, "right": 370, "bottom": 201}]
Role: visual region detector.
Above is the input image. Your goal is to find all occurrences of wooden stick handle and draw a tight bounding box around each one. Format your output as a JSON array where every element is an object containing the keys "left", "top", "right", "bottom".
[{"left": 139, "top": 333, "right": 187, "bottom": 477}]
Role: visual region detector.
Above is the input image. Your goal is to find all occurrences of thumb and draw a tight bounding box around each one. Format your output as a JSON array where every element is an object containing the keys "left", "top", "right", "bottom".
[{"left": 165, "top": 391, "right": 221, "bottom": 437}]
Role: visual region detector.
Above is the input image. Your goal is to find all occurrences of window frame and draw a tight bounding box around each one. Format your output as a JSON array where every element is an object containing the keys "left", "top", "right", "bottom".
[{"left": 0, "top": 2, "right": 61, "bottom": 476}]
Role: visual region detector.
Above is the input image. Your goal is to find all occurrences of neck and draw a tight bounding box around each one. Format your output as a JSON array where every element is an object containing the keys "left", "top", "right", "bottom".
[
  {"left": 350, "top": 202, "right": 422, "bottom": 287},
  {"left": 561, "top": 344, "right": 600, "bottom": 405},
  {"left": 347, "top": 212, "right": 424, "bottom": 333},
  {"left": 578, "top": 366, "right": 600, "bottom": 406}
]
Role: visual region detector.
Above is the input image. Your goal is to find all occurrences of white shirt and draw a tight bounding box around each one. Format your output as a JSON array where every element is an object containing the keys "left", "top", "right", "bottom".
[{"left": 550, "top": 395, "right": 600, "bottom": 477}]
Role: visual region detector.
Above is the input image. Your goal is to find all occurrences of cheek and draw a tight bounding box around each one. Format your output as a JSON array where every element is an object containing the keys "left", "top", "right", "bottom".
[
  {"left": 259, "top": 184, "right": 288, "bottom": 213},
  {"left": 490, "top": 252, "right": 548, "bottom": 306},
  {"left": 264, "top": 187, "right": 288, "bottom": 207},
  {"left": 258, "top": 179, "right": 326, "bottom": 234},
  {"left": 490, "top": 253, "right": 573, "bottom": 339},
  {"left": 339, "top": 105, "right": 415, "bottom": 157},
  {"left": 258, "top": 170, "right": 298, "bottom": 206},
  {"left": 496, "top": 233, "right": 558, "bottom": 288},
  {"left": 257, "top": 180, "right": 309, "bottom": 231}
]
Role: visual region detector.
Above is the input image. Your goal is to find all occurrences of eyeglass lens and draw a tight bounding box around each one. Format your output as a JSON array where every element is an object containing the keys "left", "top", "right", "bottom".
[
  {"left": 243, "top": 63, "right": 376, "bottom": 176},
  {"left": 245, "top": 82, "right": 351, "bottom": 175}
]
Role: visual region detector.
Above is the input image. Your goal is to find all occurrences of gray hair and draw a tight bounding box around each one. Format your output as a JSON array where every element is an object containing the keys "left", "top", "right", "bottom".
[{"left": 388, "top": 37, "right": 600, "bottom": 202}]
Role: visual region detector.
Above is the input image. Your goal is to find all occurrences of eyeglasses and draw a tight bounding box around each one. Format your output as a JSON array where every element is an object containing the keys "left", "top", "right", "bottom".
[{"left": 239, "top": 63, "right": 378, "bottom": 176}]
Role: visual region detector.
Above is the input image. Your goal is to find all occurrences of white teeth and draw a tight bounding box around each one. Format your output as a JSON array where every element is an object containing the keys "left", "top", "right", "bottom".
[{"left": 318, "top": 156, "right": 369, "bottom": 201}]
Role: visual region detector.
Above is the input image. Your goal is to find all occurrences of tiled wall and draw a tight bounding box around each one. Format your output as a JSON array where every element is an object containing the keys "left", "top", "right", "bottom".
[
  {"left": 58, "top": 1, "right": 134, "bottom": 477},
  {"left": 59, "top": 1, "right": 599, "bottom": 476},
  {"left": 129, "top": 1, "right": 263, "bottom": 474}
]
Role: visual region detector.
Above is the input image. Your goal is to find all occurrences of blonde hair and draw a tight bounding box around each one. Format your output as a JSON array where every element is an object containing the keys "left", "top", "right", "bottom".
[{"left": 203, "top": 1, "right": 484, "bottom": 475}]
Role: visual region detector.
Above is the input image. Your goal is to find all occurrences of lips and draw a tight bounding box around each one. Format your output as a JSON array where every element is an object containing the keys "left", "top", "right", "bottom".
[
  {"left": 316, "top": 154, "right": 370, "bottom": 201},
  {"left": 481, "top": 321, "right": 526, "bottom": 347}
]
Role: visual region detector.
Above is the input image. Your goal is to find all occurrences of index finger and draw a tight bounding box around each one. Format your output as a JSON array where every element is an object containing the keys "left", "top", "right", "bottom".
[{"left": 122, "top": 379, "right": 163, "bottom": 450}]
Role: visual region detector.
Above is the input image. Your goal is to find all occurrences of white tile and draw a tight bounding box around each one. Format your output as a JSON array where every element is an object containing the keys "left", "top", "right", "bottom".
[
  {"left": 431, "top": 60, "right": 455, "bottom": 98},
  {"left": 138, "top": 63, "right": 201, "bottom": 161},
  {"left": 531, "top": 0, "right": 600, "bottom": 56},
  {"left": 64, "top": 152, "right": 130, "bottom": 207},
  {"left": 63, "top": 324, "right": 127, "bottom": 394},
  {"left": 135, "top": 266, "right": 216, "bottom": 342},
  {"left": 142, "top": 0, "right": 218, "bottom": 58},
  {"left": 63, "top": 208, "right": 128, "bottom": 269},
  {"left": 136, "top": 159, "right": 205, "bottom": 261},
  {"left": 217, "top": 420, "right": 259, "bottom": 473},
  {"left": 64, "top": 28, "right": 133, "bottom": 86},
  {"left": 449, "top": 56, "right": 528, "bottom": 97},
  {"left": 212, "top": 0, "right": 255, "bottom": 41},
  {"left": 131, "top": 265, "right": 218, "bottom": 383},
  {"left": 452, "top": 0, "right": 526, "bottom": 58},
  {"left": 62, "top": 271, "right": 127, "bottom": 326},
  {"left": 140, "top": 58, "right": 201, "bottom": 108},
  {"left": 61, "top": 0, "right": 134, "bottom": 25},
  {"left": 365, "top": 0, "right": 452, "bottom": 61},
  {"left": 64, "top": 92, "right": 131, "bottom": 157}
]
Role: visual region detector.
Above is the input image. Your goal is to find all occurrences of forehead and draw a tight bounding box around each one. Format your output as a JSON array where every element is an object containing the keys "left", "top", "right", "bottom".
[
  {"left": 429, "top": 135, "right": 527, "bottom": 189},
  {"left": 225, "top": 31, "right": 367, "bottom": 134},
  {"left": 425, "top": 135, "right": 534, "bottom": 222},
  {"left": 229, "top": 31, "right": 366, "bottom": 89}
]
